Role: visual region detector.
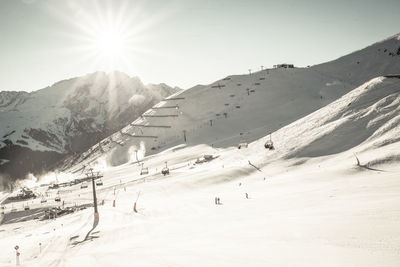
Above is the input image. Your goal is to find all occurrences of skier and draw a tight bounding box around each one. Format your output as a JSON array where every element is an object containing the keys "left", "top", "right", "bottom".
[{"left": 245, "top": 193, "right": 249, "bottom": 199}]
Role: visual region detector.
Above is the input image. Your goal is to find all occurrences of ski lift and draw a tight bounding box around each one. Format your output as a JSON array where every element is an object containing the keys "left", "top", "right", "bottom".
[
  {"left": 96, "top": 179, "right": 103, "bottom": 186},
  {"left": 264, "top": 133, "right": 274, "bottom": 150},
  {"left": 161, "top": 162, "right": 170, "bottom": 176},
  {"left": 80, "top": 182, "right": 88, "bottom": 189},
  {"left": 24, "top": 205, "right": 30, "bottom": 211},
  {"left": 48, "top": 183, "right": 59, "bottom": 190},
  {"left": 238, "top": 142, "right": 248, "bottom": 149},
  {"left": 140, "top": 163, "right": 149, "bottom": 175},
  {"left": 41, "top": 198, "right": 47, "bottom": 203},
  {"left": 55, "top": 196, "right": 61, "bottom": 202}
]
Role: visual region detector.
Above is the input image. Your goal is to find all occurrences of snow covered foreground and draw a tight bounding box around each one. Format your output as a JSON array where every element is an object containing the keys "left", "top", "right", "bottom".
[
  {"left": 1, "top": 77, "right": 400, "bottom": 266},
  {"left": 0, "top": 147, "right": 399, "bottom": 266}
]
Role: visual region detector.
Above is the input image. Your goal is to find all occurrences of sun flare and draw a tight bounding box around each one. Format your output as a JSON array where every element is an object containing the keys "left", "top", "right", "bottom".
[
  {"left": 94, "top": 27, "right": 126, "bottom": 59},
  {"left": 50, "top": 0, "right": 167, "bottom": 74}
]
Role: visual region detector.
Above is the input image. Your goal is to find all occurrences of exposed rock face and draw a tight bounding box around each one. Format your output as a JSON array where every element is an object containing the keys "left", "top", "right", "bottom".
[{"left": 0, "top": 71, "right": 180, "bottom": 182}]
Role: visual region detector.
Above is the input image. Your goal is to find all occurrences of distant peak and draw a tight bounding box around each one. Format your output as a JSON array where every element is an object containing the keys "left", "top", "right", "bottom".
[
  {"left": 379, "top": 32, "right": 400, "bottom": 43},
  {"left": 107, "top": 70, "right": 130, "bottom": 79}
]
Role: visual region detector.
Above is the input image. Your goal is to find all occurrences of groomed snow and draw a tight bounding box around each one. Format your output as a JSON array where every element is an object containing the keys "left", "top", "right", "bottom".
[
  {"left": 0, "top": 141, "right": 399, "bottom": 266},
  {"left": 1, "top": 34, "right": 400, "bottom": 266},
  {"left": 1, "top": 75, "right": 400, "bottom": 266}
]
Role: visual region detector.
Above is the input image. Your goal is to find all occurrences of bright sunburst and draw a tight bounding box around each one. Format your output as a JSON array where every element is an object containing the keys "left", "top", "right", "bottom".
[
  {"left": 49, "top": 0, "right": 165, "bottom": 73},
  {"left": 94, "top": 27, "right": 126, "bottom": 59}
]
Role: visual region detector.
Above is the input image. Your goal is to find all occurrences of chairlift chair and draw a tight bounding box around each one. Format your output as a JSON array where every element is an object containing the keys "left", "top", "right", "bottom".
[
  {"left": 140, "top": 164, "right": 149, "bottom": 175},
  {"left": 80, "top": 182, "right": 88, "bottom": 189},
  {"left": 264, "top": 141, "right": 274, "bottom": 150},
  {"left": 55, "top": 196, "right": 61, "bottom": 202},
  {"left": 161, "top": 162, "right": 170, "bottom": 176},
  {"left": 161, "top": 167, "right": 169, "bottom": 176},
  {"left": 238, "top": 141, "right": 248, "bottom": 149},
  {"left": 264, "top": 133, "right": 274, "bottom": 150},
  {"left": 24, "top": 205, "right": 30, "bottom": 211},
  {"left": 96, "top": 179, "right": 103, "bottom": 186}
]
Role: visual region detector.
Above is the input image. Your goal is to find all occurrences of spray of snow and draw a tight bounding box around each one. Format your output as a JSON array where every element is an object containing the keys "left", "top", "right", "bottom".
[
  {"left": 128, "top": 94, "right": 146, "bottom": 107},
  {"left": 326, "top": 80, "right": 342, "bottom": 86},
  {"left": 89, "top": 156, "right": 109, "bottom": 172},
  {"left": 128, "top": 141, "right": 146, "bottom": 163},
  {"left": 105, "top": 140, "right": 147, "bottom": 166},
  {"left": 15, "top": 171, "right": 75, "bottom": 190}
]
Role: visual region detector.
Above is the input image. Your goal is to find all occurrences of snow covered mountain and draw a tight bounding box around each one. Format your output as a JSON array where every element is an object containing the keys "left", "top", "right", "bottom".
[
  {"left": 1, "top": 34, "right": 400, "bottom": 267},
  {"left": 66, "top": 34, "right": 400, "bottom": 171},
  {"left": 0, "top": 71, "right": 179, "bottom": 182},
  {"left": 1, "top": 76, "right": 400, "bottom": 267}
]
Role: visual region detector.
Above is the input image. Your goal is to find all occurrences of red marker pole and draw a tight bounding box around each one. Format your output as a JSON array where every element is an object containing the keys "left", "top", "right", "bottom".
[
  {"left": 133, "top": 202, "right": 137, "bottom": 213},
  {"left": 134, "top": 191, "right": 140, "bottom": 213}
]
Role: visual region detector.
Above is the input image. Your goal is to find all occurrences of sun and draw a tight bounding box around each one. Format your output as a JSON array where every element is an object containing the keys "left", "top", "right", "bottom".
[
  {"left": 50, "top": 0, "right": 168, "bottom": 74},
  {"left": 94, "top": 27, "right": 126, "bottom": 59}
]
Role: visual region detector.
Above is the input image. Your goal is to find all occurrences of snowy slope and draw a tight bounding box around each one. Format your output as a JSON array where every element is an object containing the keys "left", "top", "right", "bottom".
[
  {"left": 315, "top": 33, "right": 400, "bottom": 86},
  {"left": 67, "top": 34, "right": 400, "bottom": 170},
  {"left": 0, "top": 74, "right": 399, "bottom": 265},
  {"left": 0, "top": 35, "right": 400, "bottom": 267},
  {"left": 0, "top": 71, "right": 179, "bottom": 181},
  {"left": 235, "top": 75, "right": 400, "bottom": 171},
  {"left": 0, "top": 72, "right": 178, "bottom": 153}
]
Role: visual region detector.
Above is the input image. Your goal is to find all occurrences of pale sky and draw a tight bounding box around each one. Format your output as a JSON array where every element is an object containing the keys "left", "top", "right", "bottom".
[{"left": 0, "top": 0, "right": 399, "bottom": 92}]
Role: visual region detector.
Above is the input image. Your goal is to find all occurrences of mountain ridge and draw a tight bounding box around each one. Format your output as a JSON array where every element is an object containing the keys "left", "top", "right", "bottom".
[
  {"left": 61, "top": 34, "right": 400, "bottom": 173},
  {"left": 0, "top": 71, "right": 180, "bottom": 183}
]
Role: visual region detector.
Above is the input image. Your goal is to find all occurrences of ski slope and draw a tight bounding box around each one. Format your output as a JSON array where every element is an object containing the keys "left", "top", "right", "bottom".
[
  {"left": 1, "top": 34, "right": 400, "bottom": 266},
  {"left": 0, "top": 75, "right": 400, "bottom": 266},
  {"left": 64, "top": 33, "right": 400, "bottom": 171}
]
